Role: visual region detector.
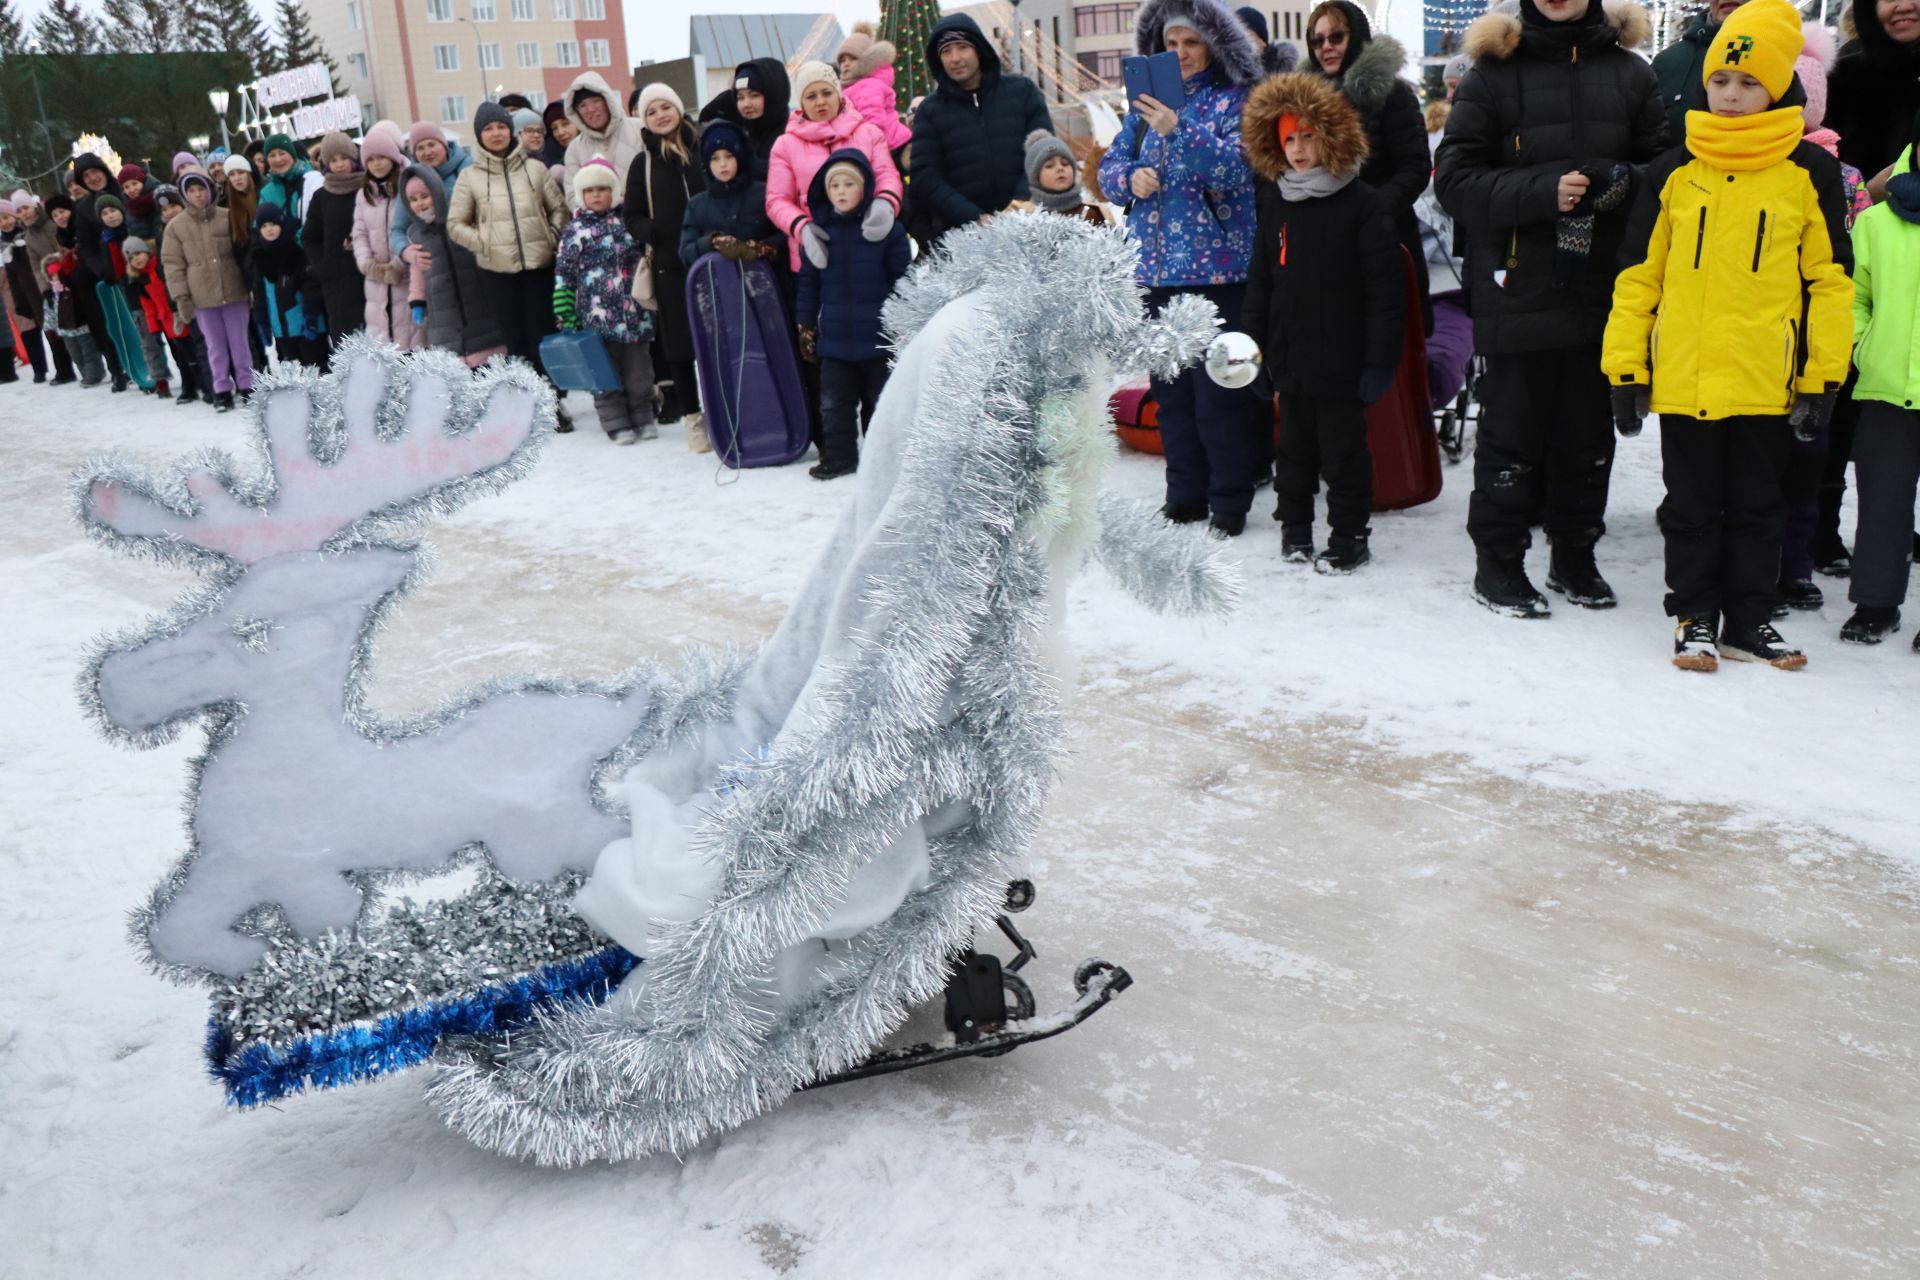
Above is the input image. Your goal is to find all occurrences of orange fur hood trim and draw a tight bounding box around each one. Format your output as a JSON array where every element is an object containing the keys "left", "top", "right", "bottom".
[{"left": 1241, "top": 72, "right": 1371, "bottom": 180}]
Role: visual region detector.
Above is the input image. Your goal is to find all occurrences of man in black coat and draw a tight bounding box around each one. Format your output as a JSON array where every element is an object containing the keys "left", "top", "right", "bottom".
[
  {"left": 910, "top": 13, "right": 1054, "bottom": 243},
  {"left": 65, "top": 153, "right": 130, "bottom": 391},
  {"left": 1435, "top": 0, "right": 1667, "bottom": 618}
]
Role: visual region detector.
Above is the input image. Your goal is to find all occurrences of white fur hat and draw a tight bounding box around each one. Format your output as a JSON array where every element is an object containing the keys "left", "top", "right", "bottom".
[
  {"left": 223, "top": 152, "right": 253, "bottom": 177},
  {"left": 571, "top": 154, "right": 619, "bottom": 200}
]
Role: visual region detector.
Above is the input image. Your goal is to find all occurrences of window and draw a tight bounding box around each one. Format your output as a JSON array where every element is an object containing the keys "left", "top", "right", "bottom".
[
  {"left": 516, "top": 40, "right": 540, "bottom": 67},
  {"left": 581, "top": 0, "right": 605, "bottom": 17},
  {"left": 439, "top": 94, "right": 466, "bottom": 123},
  {"left": 479, "top": 42, "right": 502, "bottom": 70},
  {"left": 426, "top": 0, "right": 451, "bottom": 20},
  {"left": 470, "top": 0, "right": 496, "bottom": 17},
  {"left": 1073, "top": 4, "right": 1134, "bottom": 37},
  {"left": 552, "top": 0, "right": 573, "bottom": 17},
  {"left": 527, "top": 90, "right": 546, "bottom": 108},
  {"left": 347, "top": 0, "right": 361, "bottom": 30},
  {"left": 511, "top": 0, "right": 534, "bottom": 17},
  {"left": 554, "top": 40, "right": 579, "bottom": 67},
  {"left": 348, "top": 52, "right": 370, "bottom": 80},
  {"left": 1078, "top": 49, "right": 1122, "bottom": 79},
  {"left": 586, "top": 39, "right": 609, "bottom": 66},
  {"left": 432, "top": 43, "right": 460, "bottom": 71}
]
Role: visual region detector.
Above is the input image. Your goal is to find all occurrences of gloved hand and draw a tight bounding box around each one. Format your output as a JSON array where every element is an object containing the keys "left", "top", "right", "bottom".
[
  {"left": 383, "top": 258, "right": 410, "bottom": 286},
  {"left": 796, "top": 324, "right": 818, "bottom": 364},
  {"left": 1790, "top": 387, "right": 1837, "bottom": 442},
  {"left": 410, "top": 301, "right": 427, "bottom": 325},
  {"left": 1357, "top": 366, "right": 1394, "bottom": 406},
  {"left": 1610, "top": 383, "right": 1649, "bottom": 437},
  {"left": 861, "top": 199, "right": 896, "bottom": 243},
  {"left": 552, "top": 285, "right": 577, "bottom": 332},
  {"left": 800, "top": 221, "right": 829, "bottom": 271}
]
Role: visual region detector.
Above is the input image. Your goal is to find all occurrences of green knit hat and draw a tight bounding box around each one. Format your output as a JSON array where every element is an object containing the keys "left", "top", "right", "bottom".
[{"left": 264, "top": 132, "right": 299, "bottom": 160}]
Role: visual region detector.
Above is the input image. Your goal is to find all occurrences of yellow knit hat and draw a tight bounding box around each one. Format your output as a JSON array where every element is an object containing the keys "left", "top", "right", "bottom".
[{"left": 1703, "top": 0, "right": 1804, "bottom": 102}]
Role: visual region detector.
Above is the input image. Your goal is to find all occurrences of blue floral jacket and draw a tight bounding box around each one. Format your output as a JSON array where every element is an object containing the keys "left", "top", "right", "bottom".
[
  {"left": 554, "top": 206, "right": 655, "bottom": 345},
  {"left": 1097, "top": 66, "right": 1255, "bottom": 288}
]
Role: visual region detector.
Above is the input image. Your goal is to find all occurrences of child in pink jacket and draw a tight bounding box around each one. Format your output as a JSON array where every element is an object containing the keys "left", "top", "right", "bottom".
[
  {"left": 350, "top": 128, "right": 418, "bottom": 349},
  {"left": 765, "top": 60, "right": 903, "bottom": 275},
  {"left": 836, "top": 23, "right": 912, "bottom": 154}
]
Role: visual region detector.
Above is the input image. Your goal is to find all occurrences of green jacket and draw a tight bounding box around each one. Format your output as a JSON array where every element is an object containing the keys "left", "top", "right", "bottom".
[
  {"left": 1651, "top": 15, "right": 1717, "bottom": 144},
  {"left": 1849, "top": 151, "right": 1920, "bottom": 409}
]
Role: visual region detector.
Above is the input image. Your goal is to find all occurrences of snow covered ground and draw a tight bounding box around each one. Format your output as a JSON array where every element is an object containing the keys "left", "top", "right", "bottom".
[{"left": 3, "top": 374, "right": 1917, "bottom": 1277}]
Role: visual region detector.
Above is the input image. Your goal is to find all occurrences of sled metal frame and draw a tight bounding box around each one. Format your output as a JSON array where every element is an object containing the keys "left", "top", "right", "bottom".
[
  {"left": 1437, "top": 355, "right": 1484, "bottom": 466},
  {"left": 802, "top": 879, "right": 1133, "bottom": 1090}
]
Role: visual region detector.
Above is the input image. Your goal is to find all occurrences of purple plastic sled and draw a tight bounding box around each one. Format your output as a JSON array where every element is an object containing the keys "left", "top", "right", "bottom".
[{"left": 686, "top": 254, "right": 811, "bottom": 468}]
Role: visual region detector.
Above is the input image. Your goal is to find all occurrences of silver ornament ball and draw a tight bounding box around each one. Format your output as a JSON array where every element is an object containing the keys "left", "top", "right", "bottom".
[{"left": 1204, "top": 332, "right": 1262, "bottom": 390}]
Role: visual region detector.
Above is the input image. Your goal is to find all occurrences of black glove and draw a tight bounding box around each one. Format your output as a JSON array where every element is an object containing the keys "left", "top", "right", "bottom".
[
  {"left": 1789, "top": 387, "right": 1837, "bottom": 442},
  {"left": 1357, "top": 366, "right": 1394, "bottom": 406},
  {"left": 1610, "top": 383, "right": 1649, "bottom": 437}
]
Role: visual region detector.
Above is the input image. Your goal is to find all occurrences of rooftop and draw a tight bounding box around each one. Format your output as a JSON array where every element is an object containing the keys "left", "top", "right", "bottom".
[{"left": 688, "top": 13, "right": 845, "bottom": 69}]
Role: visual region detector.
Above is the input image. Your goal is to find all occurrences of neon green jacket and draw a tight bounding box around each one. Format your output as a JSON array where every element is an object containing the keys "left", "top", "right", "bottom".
[{"left": 1850, "top": 151, "right": 1920, "bottom": 409}]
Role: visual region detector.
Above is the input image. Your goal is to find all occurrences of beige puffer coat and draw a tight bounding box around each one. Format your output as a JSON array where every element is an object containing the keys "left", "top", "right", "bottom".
[
  {"left": 158, "top": 169, "right": 249, "bottom": 323},
  {"left": 446, "top": 145, "right": 567, "bottom": 273}
]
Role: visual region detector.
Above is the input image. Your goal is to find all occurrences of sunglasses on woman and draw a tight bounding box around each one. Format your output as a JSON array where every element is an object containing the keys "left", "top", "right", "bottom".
[{"left": 1308, "top": 31, "right": 1348, "bottom": 50}]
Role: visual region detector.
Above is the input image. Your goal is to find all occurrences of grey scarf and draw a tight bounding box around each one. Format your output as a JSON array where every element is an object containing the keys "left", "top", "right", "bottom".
[
  {"left": 1277, "top": 166, "right": 1356, "bottom": 202},
  {"left": 1031, "top": 184, "right": 1086, "bottom": 214}
]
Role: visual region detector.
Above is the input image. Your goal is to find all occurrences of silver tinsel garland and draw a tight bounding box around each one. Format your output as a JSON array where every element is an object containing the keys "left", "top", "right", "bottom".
[{"left": 427, "top": 214, "right": 1233, "bottom": 1165}]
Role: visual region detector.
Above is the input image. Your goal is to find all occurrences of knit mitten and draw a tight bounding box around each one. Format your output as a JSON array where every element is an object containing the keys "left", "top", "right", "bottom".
[
  {"left": 1553, "top": 163, "right": 1632, "bottom": 288},
  {"left": 553, "top": 285, "right": 577, "bottom": 331},
  {"left": 410, "top": 301, "right": 427, "bottom": 325}
]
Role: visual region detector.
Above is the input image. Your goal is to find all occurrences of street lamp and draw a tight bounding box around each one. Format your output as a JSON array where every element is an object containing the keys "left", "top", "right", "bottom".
[
  {"left": 209, "top": 89, "right": 232, "bottom": 154},
  {"left": 188, "top": 134, "right": 211, "bottom": 156}
]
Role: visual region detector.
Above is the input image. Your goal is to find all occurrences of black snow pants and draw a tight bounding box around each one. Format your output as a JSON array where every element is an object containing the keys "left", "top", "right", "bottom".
[
  {"left": 1274, "top": 392, "right": 1372, "bottom": 539},
  {"left": 1658, "top": 414, "right": 1789, "bottom": 628},
  {"left": 1146, "top": 283, "right": 1267, "bottom": 519},
  {"left": 1847, "top": 401, "right": 1920, "bottom": 610},
  {"left": 1467, "top": 344, "right": 1615, "bottom": 555}
]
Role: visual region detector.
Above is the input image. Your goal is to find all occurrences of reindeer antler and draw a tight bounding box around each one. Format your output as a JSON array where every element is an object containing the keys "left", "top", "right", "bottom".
[{"left": 77, "top": 337, "right": 554, "bottom": 570}]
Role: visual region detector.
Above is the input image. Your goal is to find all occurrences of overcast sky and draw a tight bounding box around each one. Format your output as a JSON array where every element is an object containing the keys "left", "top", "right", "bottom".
[{"left": 19, "top": 0, "right": 881, "bottom": 63}]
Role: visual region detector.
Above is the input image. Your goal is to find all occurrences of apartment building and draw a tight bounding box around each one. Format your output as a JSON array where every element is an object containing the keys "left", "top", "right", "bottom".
[{"left": 304, "top": 0, "right": 631, "bottom": 141}]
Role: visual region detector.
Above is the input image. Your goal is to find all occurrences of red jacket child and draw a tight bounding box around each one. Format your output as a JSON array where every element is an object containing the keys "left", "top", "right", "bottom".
[{"left": 122, "top": 239, "right": 185, "bottom": 340}]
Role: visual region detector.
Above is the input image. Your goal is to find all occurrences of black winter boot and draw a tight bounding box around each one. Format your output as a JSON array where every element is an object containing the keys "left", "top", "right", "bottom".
[
  {"left": 1718, "top": 619, "right": 1807, "bottom": 669},
  {"left": 1280, "top": 526, "right": 1314, "bottom": 563},
  {"left": 1546, "top": 541, "right": 1616, "bottom": 609},
  {"left": 1811, "top": 530, "right": 1851, "bottom": 577},
  {"left": 1776, "top": 577, "right": 1824, "bottom": 611},
  {"left": 212, "top": 391, "right": 235, "bottom": 413},
  {"left": 1209, "top": 511, "right": 1246, "bottom": 537},
  {"left": 1314, "top": 536, "right": 1370, "bottom": 575},
  {"left": 1839, "top": 605, "right": 1901, "bottom": 645},
  {"left": 1672, "top": 613, "right": 1720, "bottom": 673},
  {"left": 1161, "top": 501, "right": 1207, "bottom": 525},
  {"left": 554, "top": 404, "right": 575, "bottom": 434},
  {"left": 1473, "top": 550, "right": 1550, "bottom": 619}
]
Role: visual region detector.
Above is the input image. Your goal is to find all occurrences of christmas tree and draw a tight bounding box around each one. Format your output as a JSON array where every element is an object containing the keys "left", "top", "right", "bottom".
[
  {"left": 183, "top": 0, "right": 275, "bottom": 78},
  {"left": 879, "top": 0, "right": 941, "bottom": 109},
  {"left": 270, "top": 0, "right": 340, "bottom": 92}
]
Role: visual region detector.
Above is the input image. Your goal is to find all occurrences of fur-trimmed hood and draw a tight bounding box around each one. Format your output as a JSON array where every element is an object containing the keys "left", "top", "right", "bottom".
[
  {"left": 1133, "top": 0, "right": 1266, "bottom": 89},
  {"left": 1241, "top": 72, "right": 1371, "bottom": 179},
  {"left": 842, "top": 37, "right": 898, "bottom": 84},
  {"left": 1465, "top": 0, "right": 1652, "bottom": 62},
  {"left": 1318, "top": 32, "right": 1409, "bottom": 115}
]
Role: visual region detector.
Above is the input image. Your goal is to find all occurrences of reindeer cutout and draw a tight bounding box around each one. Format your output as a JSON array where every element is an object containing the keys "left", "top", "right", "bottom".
[{"left": 77, "top": 338, "right": 658, "bottom": 979}]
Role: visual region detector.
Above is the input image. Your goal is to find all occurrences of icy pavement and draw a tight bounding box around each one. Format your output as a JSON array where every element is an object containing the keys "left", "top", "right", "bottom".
[{"left": 2, "top": 379, "right": 1917, "bottom": 1276}]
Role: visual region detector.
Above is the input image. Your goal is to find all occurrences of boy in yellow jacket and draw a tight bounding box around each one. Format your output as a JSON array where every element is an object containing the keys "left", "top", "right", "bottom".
[{"left": 1604, "top": 0, "right": 1852, "bottom": 672}]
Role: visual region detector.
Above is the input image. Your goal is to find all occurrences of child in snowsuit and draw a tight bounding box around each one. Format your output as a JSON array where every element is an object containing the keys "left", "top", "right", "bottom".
[
  {"left": 44, "top": 251, "right": 107, "bottom": 384},
  {"left": 1836, "top": 125, "right": 1920, "bottom": 651},
  {"left": 401, "top": 164, "right": 506, "bottom": 369},
  {"left": 122, "top": 236, "right": 201, "bottom": 404},
  {"left": 1604, "top": 0, "right": 1852, "bottom": 672},
  {"left": 1241, "top": 73, "right": 1404, "bottom": 574},
  {"left": 250, "top": 201, "right": 329, "bottom": 370},
  {"left": 795, "top": 148, "right": 911, "bottom": 480},
  {"left": 1010, "top": 130, "right": 1109, "bottom": 227},
  {"left": 553, "top": 156, "right": 659, "bottom": 443},
  {"left": 678, "top": 121, "right": 783, "bottom": 266}
]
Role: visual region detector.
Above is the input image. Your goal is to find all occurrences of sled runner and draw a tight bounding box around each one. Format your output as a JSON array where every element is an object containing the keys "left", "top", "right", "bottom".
[
  {"left": 805, "top": 880, "right": 1132, "bottom": 1088},
  {"left": 686, "top": 253, "right": 810, "bottom": 468}
]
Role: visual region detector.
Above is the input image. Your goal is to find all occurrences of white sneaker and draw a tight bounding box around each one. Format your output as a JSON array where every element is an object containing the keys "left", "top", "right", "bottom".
[{"left": 685, "top": 413, "right": 711, "bottom": 454}]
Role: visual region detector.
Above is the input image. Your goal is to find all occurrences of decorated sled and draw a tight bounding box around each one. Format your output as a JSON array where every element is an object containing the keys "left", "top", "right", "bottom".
[{"left": 76, "top": 214, "right": 1237, "bottom": 1165}]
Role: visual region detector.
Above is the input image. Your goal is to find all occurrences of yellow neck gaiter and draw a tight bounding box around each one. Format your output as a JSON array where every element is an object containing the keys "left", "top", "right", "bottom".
[{"left": 1684, "top": 106, "right": 1806, "bottom": 172}]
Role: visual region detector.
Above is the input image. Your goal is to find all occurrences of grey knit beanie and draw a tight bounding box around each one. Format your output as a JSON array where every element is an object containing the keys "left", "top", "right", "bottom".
[{"left": 1022, "top": 129, "right": 1075, "bottom": 190}]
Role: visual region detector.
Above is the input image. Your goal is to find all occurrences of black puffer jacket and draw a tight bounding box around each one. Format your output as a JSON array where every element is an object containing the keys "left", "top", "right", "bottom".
[
  {"left": 1826, "top": 1, "right": 1920, "bottom": 177},
  {"left": 624, "top": 127, "right": 706, "bottom": 363},
  {"left": 1434, "top": 0, "right": 1667, "bottom": 354},
  {"left": 301, "top": 185, "right": 366, "bottom": 342},
  {"left": 69, "top": 153, "right": 125, "bottom": 287},
  {"left": 696, "top": 57, "right": 792, "bottom": 181},
  {"left": 909, "top": 13, "right": 1054, "bottom": 235}
]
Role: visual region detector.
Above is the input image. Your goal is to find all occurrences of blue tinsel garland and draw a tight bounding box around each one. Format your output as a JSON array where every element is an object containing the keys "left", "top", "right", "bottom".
[{"left": 206, "top": 945, "right": 639, "bottom": 1107}]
